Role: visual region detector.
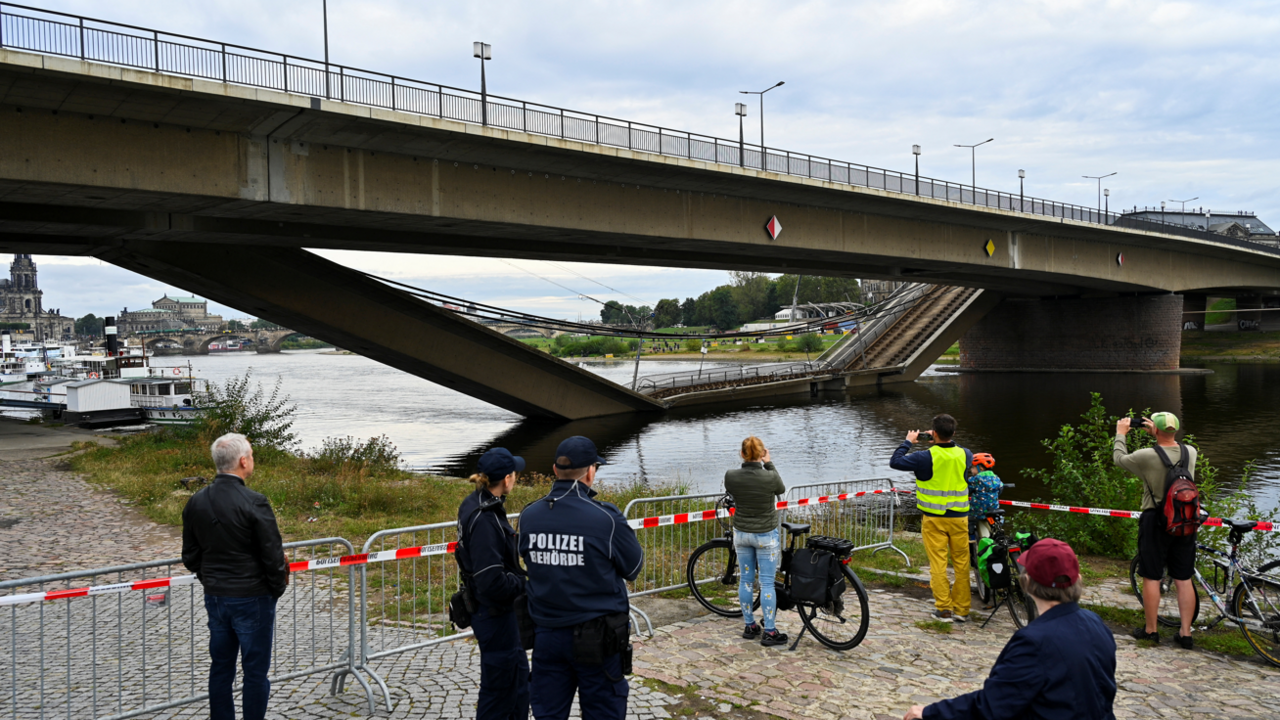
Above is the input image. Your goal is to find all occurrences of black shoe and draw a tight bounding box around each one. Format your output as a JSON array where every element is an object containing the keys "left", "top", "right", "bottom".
[
  {"left": 760, "top": 629, "right": 789, "bottom": 647},
  {"left": 1131, "top": 627, "right": 1160, "bottom": 643},
  {"left": 742, "top": 623, "right": 762, "bottom": 639},
  {"left": 1174, "top": 632, "right": 1193, "bottom": 649}
]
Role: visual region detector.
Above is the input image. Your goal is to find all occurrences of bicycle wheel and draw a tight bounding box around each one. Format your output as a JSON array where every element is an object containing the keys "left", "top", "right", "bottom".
[
  {"left": 797, "top": 565, "right": 871, "bottom": 651},
  {"left": 687, "top": 539, "right": 747, "bottom": 617},
  {"left": 1129, "top": 555, "right": 1200, "bottom": 627},
  {"left": 1232, "top": 574, "right": 1280, "bottom": 669},
  {"left": 1005, "top": 577, "right": 1038, "bottom": 629}
]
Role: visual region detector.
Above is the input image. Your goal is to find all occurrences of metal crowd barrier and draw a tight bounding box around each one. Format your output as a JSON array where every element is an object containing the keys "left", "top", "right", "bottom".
[
  {"left": 783, "top": 478, "right": 911, "bottom": 564},
  {"left": 621, "top": 492, "right": 726, "bottom": 597},
  {"left": 0, "top": 538, "right": 369, "bottom": 720}
]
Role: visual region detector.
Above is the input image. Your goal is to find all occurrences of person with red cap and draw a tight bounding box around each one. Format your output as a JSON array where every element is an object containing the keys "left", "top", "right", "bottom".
[{"left": 902, "top": 538, "right": 1117, "bottom": 720}]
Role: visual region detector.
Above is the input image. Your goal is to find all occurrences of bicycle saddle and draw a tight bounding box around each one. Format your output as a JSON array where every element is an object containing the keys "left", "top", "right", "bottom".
[
  {"left": 781, "top": 522, "right": 810, "bottom": 536},
  {"left": 1224, "top": 518, "right": 1258, "bottom": 533},
  {"left": 983, "top": 509, "right": 1006, "bottom": 518}
]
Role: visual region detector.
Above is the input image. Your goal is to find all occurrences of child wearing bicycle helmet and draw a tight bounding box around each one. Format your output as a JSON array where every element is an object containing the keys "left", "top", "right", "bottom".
[{"left": 967, "top": 453, "right": 1003, "bottom": 540}]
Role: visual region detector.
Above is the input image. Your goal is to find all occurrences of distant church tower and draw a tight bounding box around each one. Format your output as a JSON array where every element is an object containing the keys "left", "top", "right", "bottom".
[{"left": 4, "top": 254, "right": 41, "bottom": 314}]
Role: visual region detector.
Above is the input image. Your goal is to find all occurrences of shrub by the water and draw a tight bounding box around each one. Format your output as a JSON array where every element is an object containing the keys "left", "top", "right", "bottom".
[
  {"left": 1024, "top": 393, "right": 1278, "bottom": 563},
  {"left": 794, "top": 333, "right": 824, "bottom": 353}
]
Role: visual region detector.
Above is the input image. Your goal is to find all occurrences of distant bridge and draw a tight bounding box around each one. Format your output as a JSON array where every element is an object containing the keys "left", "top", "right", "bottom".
[
  {"left": 134, "top": 328, "right": 305, "bottom": 354},
  {"left": 479, "top": 322, "right": 565, "bottom": 339}
]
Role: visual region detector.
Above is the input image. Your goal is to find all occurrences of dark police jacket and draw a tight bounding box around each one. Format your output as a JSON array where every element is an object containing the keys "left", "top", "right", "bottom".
[
  {"left": 925, "top": 602, "right": 1117, "bottom": 720},
  {"left": 181, "top": 474, "right": 289, "bottom": 598},
  {"left": 455, "top": 488, "right": 525, "bottom": 612},
  {"left": 518, "top": 479, "right": 644, "bottom": 628}
]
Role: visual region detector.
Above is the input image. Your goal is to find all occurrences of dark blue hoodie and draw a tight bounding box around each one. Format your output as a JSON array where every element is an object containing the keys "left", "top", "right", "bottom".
[
  {"left": 518, "top": 479, "right": 644, "bottom": 628},
  {"left": 455, "top": 488, "right": 525, "bottom": 612}
]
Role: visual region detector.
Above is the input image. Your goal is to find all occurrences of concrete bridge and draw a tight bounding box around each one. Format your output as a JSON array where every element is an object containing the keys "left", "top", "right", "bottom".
[
  {"left": 0, "top": 8, "right": 1278, "bottom": 419},
  {"left": 136, "top": 328, "right": 305, "bottom": 354}
]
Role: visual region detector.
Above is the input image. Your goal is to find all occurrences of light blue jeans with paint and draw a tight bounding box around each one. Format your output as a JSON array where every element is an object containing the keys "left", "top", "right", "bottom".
[{"left": 734, "top": 528, "right": 781, "bottom": 630}]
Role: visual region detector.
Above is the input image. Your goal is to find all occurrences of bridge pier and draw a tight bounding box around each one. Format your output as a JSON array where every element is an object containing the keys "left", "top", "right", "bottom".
[
  {"left": 959, "top": 294, "right": 1184, "bottom": 371},
  {"left": 1182, "top": 294, "right": 1207, "bottom": 332}
]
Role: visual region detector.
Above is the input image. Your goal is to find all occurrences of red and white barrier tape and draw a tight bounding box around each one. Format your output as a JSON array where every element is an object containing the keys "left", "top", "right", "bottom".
[
  {"left": 996, "top": 498, "right": 1274, "bottom": 532},
  {"left": 2, "top": 488, "right": 901, "bottom": 607}
]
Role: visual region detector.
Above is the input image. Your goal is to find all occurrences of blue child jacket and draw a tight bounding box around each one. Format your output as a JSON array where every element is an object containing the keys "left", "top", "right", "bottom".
[{"left": 518, "top": 480, "right": 645, "bottom": 628}]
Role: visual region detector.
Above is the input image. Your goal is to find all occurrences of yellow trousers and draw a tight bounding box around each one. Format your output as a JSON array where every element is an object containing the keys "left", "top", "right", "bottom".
[{"left": 921, "top": 515, "right": 971, "bottom": 616}]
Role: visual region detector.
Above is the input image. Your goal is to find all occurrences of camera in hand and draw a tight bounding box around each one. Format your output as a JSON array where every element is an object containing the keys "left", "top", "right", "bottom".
[
  {"left": 1127, "top": 413, "right": 1147, "bottom": 428},
  {"left": 916, "top": 430, "right": 934, "bottom": 442}
]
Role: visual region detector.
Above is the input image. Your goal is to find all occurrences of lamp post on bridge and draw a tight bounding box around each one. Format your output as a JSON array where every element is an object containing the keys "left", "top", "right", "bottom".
[
  {"left": 739, "top": 81, "right": 784, "bottom": 170},
  {"left": 736, "top": 103, "right": 747, "bottom": 167},
  {"left": 1083, "top": 172, "right": 1116, "bottom": 218},
  {"left": 954, "top": 138, "right": 994, "bottom": 199},
  {"left": 473, "top": 42, "right": 492, "bottom": 126},
  {"left": 1161, "top": 200, "right": 1166, "bottom": 226},
  {"left": 1168, "top": 196, "right": 1199, "bottom": 221},
  {"left": 322, "top": 0, "right": 330, "bottom": 99},
  {"left": 1104, "top": 188, "right": 1110, "bottom": 219},
  {"left": 912, "top": 145, "right": 921, "bottom": 195},
  {"left": 1018, "top": 169, "right": 1025, "bottom": 212}
]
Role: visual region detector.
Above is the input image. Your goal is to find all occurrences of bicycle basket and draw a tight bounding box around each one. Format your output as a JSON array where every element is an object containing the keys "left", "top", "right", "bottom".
[{"left": 807, "top": 535, "right": 855, "bottom": 557}]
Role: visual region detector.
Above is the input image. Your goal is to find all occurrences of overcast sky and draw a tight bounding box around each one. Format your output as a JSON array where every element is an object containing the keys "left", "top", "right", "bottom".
[{"left": 21, "top": 0, "right": 1280, "bottom": 321}]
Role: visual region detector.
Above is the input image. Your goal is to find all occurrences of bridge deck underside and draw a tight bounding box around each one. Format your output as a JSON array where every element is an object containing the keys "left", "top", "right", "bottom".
[{"left": 97, "top": 241, "right": 662, "bottom": 421}]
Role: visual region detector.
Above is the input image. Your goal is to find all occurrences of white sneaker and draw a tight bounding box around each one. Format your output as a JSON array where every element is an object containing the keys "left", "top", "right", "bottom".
[{"left": 930, "top": 609, "right": 953, "bottom": 622}]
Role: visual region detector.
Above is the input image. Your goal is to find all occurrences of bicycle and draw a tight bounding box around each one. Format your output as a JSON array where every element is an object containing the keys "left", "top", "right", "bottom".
[
  {"left": 685, "top": 501, "right": 871, "bottom": 652},
  {"left": 968, "top": 482, "right": 1016, "bottom": 608},
  {"left": 970, "top": 506, "right": 1039, "bottom": 629},
  {"left": 1128, "top": 517, "right": 1280, "bottom": 667}
]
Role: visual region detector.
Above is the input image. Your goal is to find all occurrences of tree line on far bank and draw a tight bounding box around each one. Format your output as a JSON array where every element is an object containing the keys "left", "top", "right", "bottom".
[{"left": 599, "top": 273, "right": 862, "bottom": 331}]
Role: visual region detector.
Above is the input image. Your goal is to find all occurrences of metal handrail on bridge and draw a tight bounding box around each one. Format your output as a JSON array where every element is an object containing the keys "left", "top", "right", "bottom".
[
  {"left": 817, "top": 282, "right": 932, "bottom": 371},
  {"left": 3, "top": 1, "right": 1267, "bottom": 242},
  {"left": 634, "top": 360, "right": 830, "bottom": 398}
]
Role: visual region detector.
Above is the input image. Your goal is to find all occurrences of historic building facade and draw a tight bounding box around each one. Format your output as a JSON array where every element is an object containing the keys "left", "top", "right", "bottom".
[
  {"left": 119, "top": 295, "right": 224, "bottom": 333},
  {"left": 0, "top": 254, "right": 75, "bottom": 339}
]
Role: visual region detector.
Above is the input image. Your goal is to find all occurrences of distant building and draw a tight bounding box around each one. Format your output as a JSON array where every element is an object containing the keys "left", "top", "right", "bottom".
[
  {"left": 0, "top": 254, "right": 75, "bottom": 340},
  {"left": 860, "top": 279, "right": 907, "bottom": 304},
  {"left": 119, "top": 295, "right": 224, "bottom": 333},
  {"left": 1121, "top": 209, "right": 1279, "bottom": 247}
]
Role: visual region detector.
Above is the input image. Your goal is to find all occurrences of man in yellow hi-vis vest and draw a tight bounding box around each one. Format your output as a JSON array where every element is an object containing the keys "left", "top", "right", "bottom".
[{"left": 890, "top": 414, "right": 974, "bottom": 621}]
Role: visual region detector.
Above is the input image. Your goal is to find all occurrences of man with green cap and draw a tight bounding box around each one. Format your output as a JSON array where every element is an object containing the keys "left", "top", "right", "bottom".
[{"left": 1114, "top": 411, "right": 1198, "bottom": 649}]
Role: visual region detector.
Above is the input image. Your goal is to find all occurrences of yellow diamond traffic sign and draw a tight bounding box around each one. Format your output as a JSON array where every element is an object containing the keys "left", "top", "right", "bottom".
[{"left": 984, "top": 239, "right": 995, "bottom": 257}]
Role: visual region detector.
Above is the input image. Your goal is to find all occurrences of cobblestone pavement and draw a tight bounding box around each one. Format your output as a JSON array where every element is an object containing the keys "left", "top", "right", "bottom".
[
  {"left": 633, "top": 587, "right": 1280, "bottom": 720},
  {"left": 0, "top": 458, "right": 181, "bottom": 582}
]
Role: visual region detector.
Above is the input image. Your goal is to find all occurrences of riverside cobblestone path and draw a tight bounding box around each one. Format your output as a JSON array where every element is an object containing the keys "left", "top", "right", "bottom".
[
  {"left": 0, "top": 458, "right": 181, "bottom": 581},
  {"left": 632, "top": 587, "right": 1280, "bottom": 720}
]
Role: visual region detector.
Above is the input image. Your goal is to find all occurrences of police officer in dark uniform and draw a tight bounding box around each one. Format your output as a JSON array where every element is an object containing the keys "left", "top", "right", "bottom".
[
  {"left": 519, "top": 436, "right": 644, "bottom": 720},
  {"left": 456, "top": 447, "right": 529, "bottom": 720}
]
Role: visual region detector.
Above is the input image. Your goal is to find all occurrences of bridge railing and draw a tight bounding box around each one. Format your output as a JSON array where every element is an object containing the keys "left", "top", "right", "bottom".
[
  {"left": 634, "top": 360, "right": 829, "bottom": 398},
  {"left": 7, "top": 2, "right": 1277, "bottom": 244}
]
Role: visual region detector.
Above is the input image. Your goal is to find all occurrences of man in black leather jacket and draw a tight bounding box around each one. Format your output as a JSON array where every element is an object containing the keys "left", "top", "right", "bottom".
[{"left": 182, "top": 433, "right": 288, "bottom": 720}]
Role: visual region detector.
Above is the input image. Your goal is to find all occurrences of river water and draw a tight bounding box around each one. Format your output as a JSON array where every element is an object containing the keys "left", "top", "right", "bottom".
[{"left": 168, "top": 351, "right": 1279, "bottom": 513}]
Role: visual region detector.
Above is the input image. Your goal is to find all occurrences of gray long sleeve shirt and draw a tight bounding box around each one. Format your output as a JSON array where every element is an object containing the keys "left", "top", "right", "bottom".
[{"left": 1112, "top": 435, "right": 1196, "bottom": 511}]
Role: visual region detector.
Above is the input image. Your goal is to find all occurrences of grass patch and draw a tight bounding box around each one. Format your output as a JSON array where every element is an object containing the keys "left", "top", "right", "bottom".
[
  {"left": 915, "top": 619, "right": 953, "bottom": 633},
  {"left": 1205, "top": 297, "right": 1236, "bottom": 325},
  {"left": 858, "top": 569, "right": 910, "bottom": 588},
  {"left": 848, "top": 536, "right": 928, "bottom": 571},
  {"left": 1179, "top": 330, "right": 1280, "bottom": 359},
  {"left": 1081, "top": 603, "right": 1257, "bottom": 657}
]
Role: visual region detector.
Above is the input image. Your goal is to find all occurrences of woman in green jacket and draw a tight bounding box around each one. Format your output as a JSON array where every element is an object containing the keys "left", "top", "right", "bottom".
[{"left": 724, "top": 436, "right": 787, "bottom": 646}]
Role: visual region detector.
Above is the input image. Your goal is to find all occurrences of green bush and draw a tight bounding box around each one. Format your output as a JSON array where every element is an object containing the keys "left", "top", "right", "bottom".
[
  {"left": 1024, "top": 393, "right": 1278, "bottom": 563},
  {"left": 309, "top": 435, "right": 401, "bottom": 474},
  {"left": 683, "top": 338, "right": 703, "bottom": 353},
  {"left": 191, "top": 369, "right": 298, "bottom": 451},
  {"left": 795, "top": 333, "right": 824, "bottom": 353}
]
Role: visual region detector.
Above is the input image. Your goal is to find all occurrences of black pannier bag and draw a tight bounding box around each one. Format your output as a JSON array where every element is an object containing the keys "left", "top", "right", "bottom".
[{"left": 790, "top": 548, "right": 838, "bottom": 604}]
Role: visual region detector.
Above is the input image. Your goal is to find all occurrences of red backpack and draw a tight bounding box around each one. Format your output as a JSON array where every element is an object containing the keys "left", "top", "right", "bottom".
[{"left": 1154, "top": 443, "right": 1202, "bottom": 537}]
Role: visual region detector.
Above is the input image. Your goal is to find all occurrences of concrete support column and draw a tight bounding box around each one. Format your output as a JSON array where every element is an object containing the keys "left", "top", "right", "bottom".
[
  {"left": 1181, "top": 294, "right": 1207, "bottom": 332},
  {"left": 959, "top": 294, "right": 1183, "bottom": 371},
  {"left": 1236, "top": 294, "right": 1262, "bottom": 332}
]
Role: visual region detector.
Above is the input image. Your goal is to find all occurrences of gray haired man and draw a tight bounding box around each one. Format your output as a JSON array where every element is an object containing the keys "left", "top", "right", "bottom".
[{"left": 182, "top": 433, "right": 288, "bottom": 720}]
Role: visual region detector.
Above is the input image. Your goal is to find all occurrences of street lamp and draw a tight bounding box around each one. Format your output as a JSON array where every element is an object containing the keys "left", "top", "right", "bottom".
[
  {"left": 954, "top": 138, "right": 994, "bottom": 196},
  {"left": 1018, "top": 169, "right": 1025, "bottom": 211},
  {"left": 735, "top": 103, "right": 748, "bottom": 167},
  {"left": 1082, "top": 172, "right": 1116, "bottom": 217},
  {"left": 739, "top": 81, "right": 784, "bottom": 169},
  {"left": 323, "top": 0, "right": 330, "bottom": 99},
  {"left": 1103, "top": 188, "right": 1110, "bottom": 218},
  {"left": 912, "top": 145, "right": 921, "bottom": 195},
  {"left": 1161, "top": 200, "right": 1166, "bottom": 225},
  {"left": 1168, "top": 196, "right": 1198, "bottom": 216},
  {"left": 473, "top": 41, "right": 492, "bottom": 126}
]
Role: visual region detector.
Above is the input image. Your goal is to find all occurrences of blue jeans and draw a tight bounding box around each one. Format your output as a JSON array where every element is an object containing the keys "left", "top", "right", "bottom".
[
  {"left": 530, "top": 625, "right": 627, "bottom": 720},
  {"left": 734, "top": 529, "right": 781, "bottom": 630},
  {"left": 204, "top": 595, "right": 276, "bottom": 720},
  {"left": 472, "top": 605, "right": 530, "bottom": 720}
]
